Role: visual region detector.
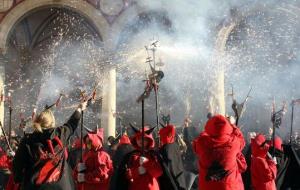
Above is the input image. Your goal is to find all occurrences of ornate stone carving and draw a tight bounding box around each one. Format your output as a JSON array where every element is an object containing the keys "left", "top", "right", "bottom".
[
  {"left": 0, "top": 0, "right": 13, "bottom": 12},
  {"left": 100, "top": 0, "right": 124, "bottom": 16}
]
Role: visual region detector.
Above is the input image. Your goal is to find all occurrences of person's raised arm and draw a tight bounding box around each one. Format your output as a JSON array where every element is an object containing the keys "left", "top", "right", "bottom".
[{"left": 62, "top": 101, "right": 88, "bottom": 137}]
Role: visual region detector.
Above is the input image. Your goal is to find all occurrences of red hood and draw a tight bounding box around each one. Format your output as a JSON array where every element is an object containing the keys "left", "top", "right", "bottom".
[
  {"left": 204, "top": 115, "right": 233, "bottom": 140},
  {"left": 251, "top": 134, "right": 269, "bottom": 157},
  {"left": 131, "top": 127, "right": 155, "bottom": 150},
  {"left": 159, "top": 124, "right": 176, "bottom": 146},
  {"left": 270, "top": 136, "right": 283, "bottom": 151},
  {"left": 0, "top": 147, "right": 9, "bottom": 169},
  {"left": 85, "top": 128, "right": 104, "bottom": 150},
  {"left": 119, "top": 135, "right": 131, "bottom": 145}
]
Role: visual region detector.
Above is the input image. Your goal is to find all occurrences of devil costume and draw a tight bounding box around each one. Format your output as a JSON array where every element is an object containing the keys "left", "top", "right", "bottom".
[
  {"left": 251, "top": 134, "right": 277, "bottom": 190},
  {"left": 0, "top": 147, "right": 10, "bottom": 190},
  {"left": 193, "top": 115, "right": 247, "bottom": 190},
  {"left": 112, "top": 135, "right": 134, "bottom": 170},
  {"left": 267, "top": 137, "right": 288, "bottom": 190},
  {"left": 110, "top": 127, "right": 177, "bottom": 190},
  {"left": 74, "top": 128, "right": 113, "bottom": 190},
  {"left": 109, "top": 135, "right": 134, "bottom": 190},
  {"left": 12, "top": 110, "right": 81, "bottom": 190},
  {"left": 113, "top": 127, "right": 162, "bottom": 190}
]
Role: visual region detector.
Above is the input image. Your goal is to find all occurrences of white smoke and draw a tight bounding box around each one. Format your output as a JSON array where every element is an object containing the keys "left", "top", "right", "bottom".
[{"left": 5, "top": 1, "right": 300, "bottom": 141}]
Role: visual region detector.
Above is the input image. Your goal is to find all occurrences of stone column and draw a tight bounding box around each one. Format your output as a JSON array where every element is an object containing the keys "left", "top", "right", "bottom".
[
  {"left": 101, "top": 67, "right": 116, "bottom": 140},
  {"left": 209, "top": 22, "right": 236, "bottom": 116},
  {"left": 0, "top": 55, "right": 5, "bottom": 135},
  {"left": 209, "top": 66, "right": 226, "bottom": 116}
]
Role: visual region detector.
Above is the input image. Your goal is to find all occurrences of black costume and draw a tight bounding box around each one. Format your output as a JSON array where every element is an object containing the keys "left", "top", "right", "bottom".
[
  {"left": 159, "top": 142, "right": 187, "bottom": 190},
  {"left": 13, "top": 110, "right": 81, "bottom": 190}
]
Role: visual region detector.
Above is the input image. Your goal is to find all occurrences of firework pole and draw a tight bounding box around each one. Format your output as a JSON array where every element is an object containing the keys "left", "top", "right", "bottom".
[
  {"left": 7, "top": 92, "right": 12, "bottom": 144},
  {"left": 290, "top": 99, "right": 300, "bottom": 144},
  {"left": 151, "top": 41, "right": 161, "bottom": 139}
]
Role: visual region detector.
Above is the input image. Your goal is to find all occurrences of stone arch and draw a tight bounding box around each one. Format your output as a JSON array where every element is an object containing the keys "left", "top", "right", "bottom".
[
  {"left": 216, "top": 3, "right": 300, "bottom": 55},
  {"left": 0, "top": 0, "right": 110, "bottom": 54},
  {"left": 210, "top": 2, "right": 300, "bottom": 115},
  {"left": 109, "top": 3, "right": 171, "bottom": 49}
]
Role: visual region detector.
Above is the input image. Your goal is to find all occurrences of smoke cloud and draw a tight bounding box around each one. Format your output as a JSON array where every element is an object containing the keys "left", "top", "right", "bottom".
[{"left": 4, "top": 1, "right": 300, "bottom": 141}]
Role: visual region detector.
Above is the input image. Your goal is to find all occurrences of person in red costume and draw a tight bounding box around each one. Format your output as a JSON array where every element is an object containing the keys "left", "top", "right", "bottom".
[
  {"left": 0, "top": 147, "right": 12, "bottom": 190},
  {"left": 193, "top": 114, "right": 247, "bottom": 190},
  {"left": 251, "top": 134, "right": 277, "bottom": 190},
  {"left": 120, "top": 134, "right": 131, "bottom": 144},
  {"left": 0, "top": 147, "right": 10, "bottom": 171},
  {"left": 111, "top": 126, "right": 163, "bottom": 190},
  {"left": 75, "top": 127, "right": 113, "bottom": 190},
  {"left": 4, "top": 148, "right": 20, "bottom": 190},
  {"left": 273, "top": 137, "right": 283, "bottom": 151},
  {"left": 159, "top": 124, "right": 176, "bottom": 146}
]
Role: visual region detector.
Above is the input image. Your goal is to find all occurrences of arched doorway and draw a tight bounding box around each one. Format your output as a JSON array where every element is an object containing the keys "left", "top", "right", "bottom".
[
  {"left": 214, "top": 2, "right": 300, "bottom": 137},
  {"left": 0, "top": 0, "right": 110, "bottom": 51},
  {"left": 2, "top": 6, "right": 107, "bottom": 137}
]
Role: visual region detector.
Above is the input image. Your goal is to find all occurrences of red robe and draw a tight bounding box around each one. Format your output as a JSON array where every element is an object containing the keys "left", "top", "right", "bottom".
[
  {"left": 81, "top": 149, "right": 113, "bottom": 190},
  {"left": 251, "top": 134, "right": 277, "bottom": 190},
  {"left": 126, "top": 151, "right": 163, "bottom": 190},
  {"left": 126, "top": 127, "right": 163, "bottom": 190},
  {"left": 75, "top": 128, "right": 113, "bottom": 190},
  {"left": 5, "top": 175, "right": 19, "bottom": 190},
  {"left": 193, "top": 115, "right": 247, "bottom": 190},
  {"left": 159, "top": 124, "right": 176, "bottom": 146},
  {"left": 0, "top": 148, "right": 20, "bottom": 190},
  {"left": 0, "top": 148, "right": 9, "bottom": 170}
]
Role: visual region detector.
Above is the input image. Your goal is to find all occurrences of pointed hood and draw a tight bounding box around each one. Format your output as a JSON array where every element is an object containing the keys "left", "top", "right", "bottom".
[
  {"left": 130, "top": 126, "right": 155, "bottom": 150},
  {"left": 84, "top": 127, "right": 104, "bottom": 150},
  {"left": 159, "top": 124, "right": 176, "bottom": 146},
  {"left": 270, "top": 136, "right": 283, "bottom": 151},
  {"left": 251, "top": 134, "right": 269, "bottom": 157},
  {"left": 119, "top": 134, "right": 131, "bottom": 145},
  {"left": 204, "top": 115, "right": 233, "bottom": 138}
]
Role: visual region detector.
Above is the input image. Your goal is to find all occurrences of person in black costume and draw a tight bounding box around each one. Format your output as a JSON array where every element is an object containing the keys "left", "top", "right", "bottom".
[
  {"left": 12, "top": 100, "right": 88, "bottom": 190},
  {"left": 110, "top": 126, "right": 178, "bottom": 190},
  {"left": 269, "top": 136, "right": 288, "bottom": 190},
  {"left": 182, "top": 118, "right": 199, "bottom": 174},
  {"left": 112, "top": 134, "right": 134, "bottom": 170},
  {"left": 158, "top": 124, "right": 187, "bottom": 190},
  {"left": 109, "top": 134, "right": 134, "bottom": 190}
]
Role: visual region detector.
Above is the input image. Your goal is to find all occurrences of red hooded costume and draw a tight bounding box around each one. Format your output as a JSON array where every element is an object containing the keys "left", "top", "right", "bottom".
[
  {"left": 159, "top": 124, "right": 176, "bottom": 146},
  {"left": 75, "top": 128, "right": 113, "bottom": 190},
  {"left": 0, "top": 148, "right": 19, "bottom": 190},
  {"left": 251, "top": 134, "right": 277, "bottom": 190},
  {"left": 125, "top": 127, "right": 163, "bottom": 190},
  {"left": 0, "top": 147, "right": 9, "bottom": 170},
  {"left": 5, "top": 175, "right": 19, "bottom": 190},
  {"left": 119, "top": 135, "right": 131, "bottom": 145},
  {"left": 193, "top": 115, "right": 247, "bottom": 190},
  {"left": 269, "top": 136, "right": 283, "bottom": 151}
]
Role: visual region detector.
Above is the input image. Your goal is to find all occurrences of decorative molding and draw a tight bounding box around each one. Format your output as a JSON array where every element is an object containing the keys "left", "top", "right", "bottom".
[
  {"left": 0, "top": 0, "right": 13, "bottom": 12},
  {"left": 0, "top": 0, "right": 110, "bottom": 52},
  {"left": 100, "top": 0, "right": 124, "bottom": 16}
]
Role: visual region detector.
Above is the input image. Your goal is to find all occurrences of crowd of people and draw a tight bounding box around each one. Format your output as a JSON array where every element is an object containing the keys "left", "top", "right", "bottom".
[{"left": 0, "top": 99, "right": 297, "bottom": 190}]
